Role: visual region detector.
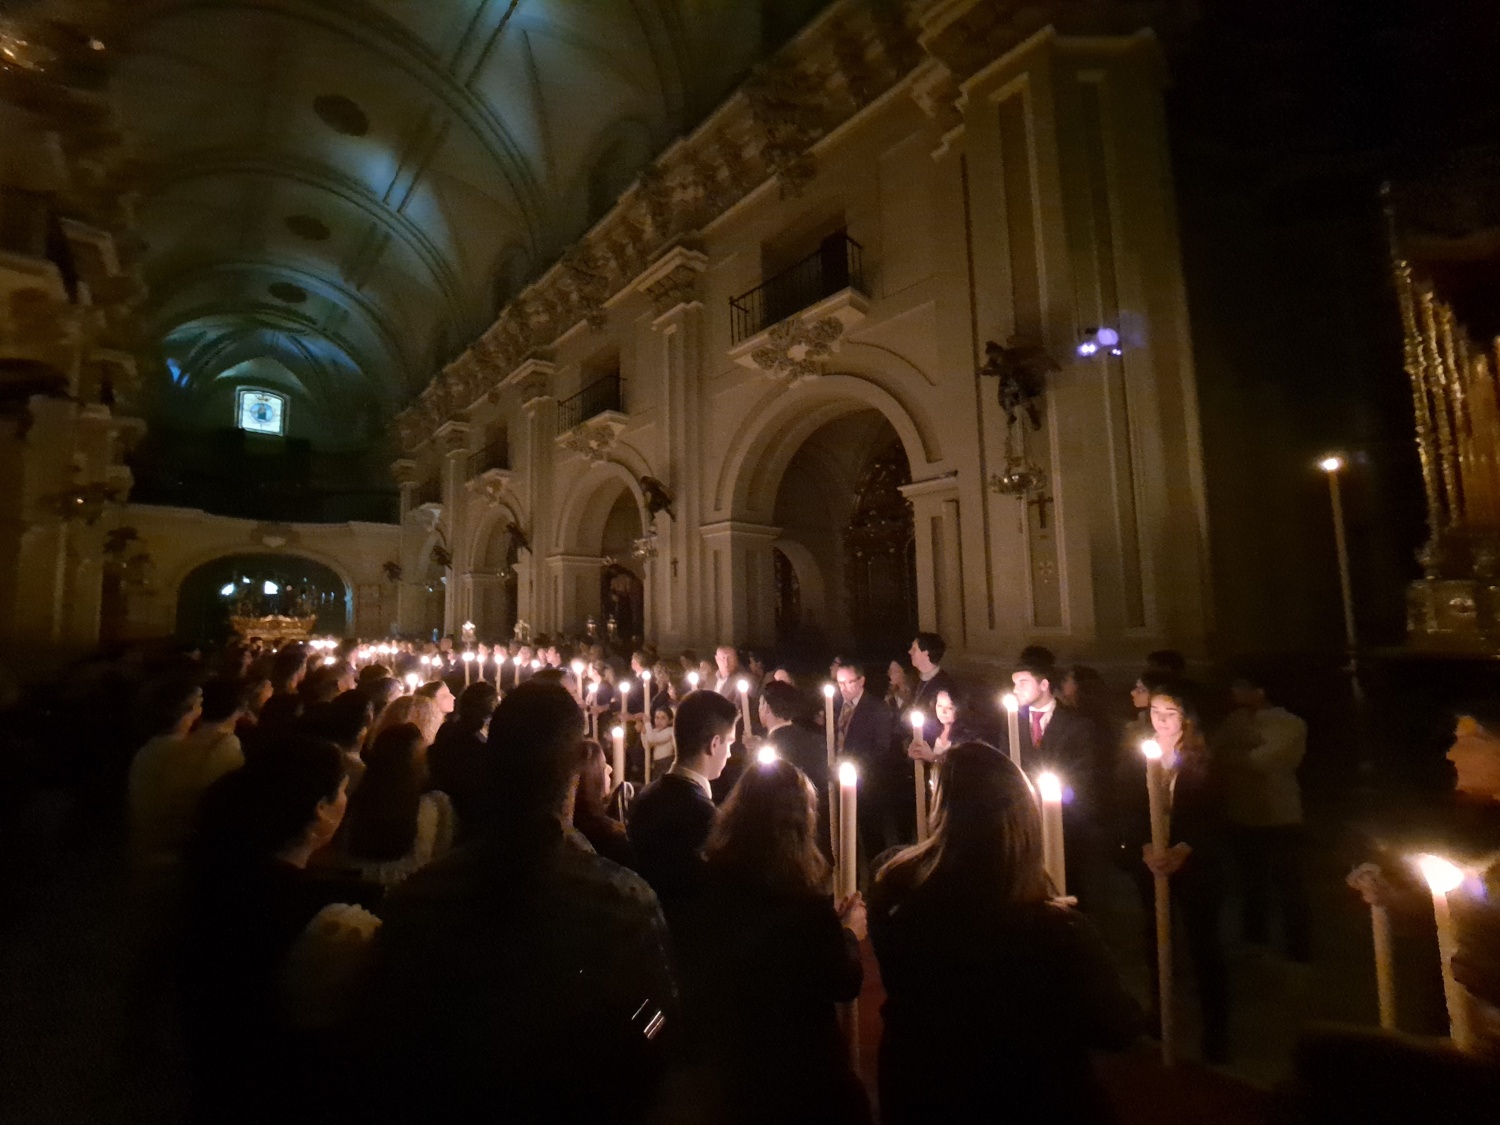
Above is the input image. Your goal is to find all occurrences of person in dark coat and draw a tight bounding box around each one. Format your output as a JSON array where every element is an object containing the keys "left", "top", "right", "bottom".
[
  {"left": 907, "top": 632, "right": 959, "bottom": 744},
  {"left": 870, "top": 743, "right": 1142, "bottom": 1125},
  {"left": 673, "top": 757, "right": 869, "bottom": 1125},
  {"left": 1113, "top": 680, "right": 1231, "bottom": 1063},
  {"left": 833, "top": 659, "right": 903, "bottom": 860},
  {"left": 760, "top": 679, "right": 833, "bottom": 858},
  {"left": 426, "top": 681, "right": 497, "bottom": 834},
  {"left": 627, "top": 689, "right": 738, "bottom": 910}
]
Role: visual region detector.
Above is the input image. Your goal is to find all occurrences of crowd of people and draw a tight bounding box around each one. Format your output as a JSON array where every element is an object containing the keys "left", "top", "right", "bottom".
[{"left": 6, "top": 624, "right": 1498, "bottom": 1123}]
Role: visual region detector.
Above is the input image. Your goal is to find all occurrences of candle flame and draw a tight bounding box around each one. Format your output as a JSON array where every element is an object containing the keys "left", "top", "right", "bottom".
[
  {"left": 571, "top": 660, "right": 584, "bottom": 675},
  {"left": 910, "top": 711, "right": 926, "bottom": 730},
  {"left": 462, "top": 651, "right": 474, "bottom": 662},
  {"left": 1418, "top": 854, "right": 1464, "bottom": 895},
  {"left": 530, "top": 660, "right": 541, "bottom": 669},
  {"left": 737, "top": 678, "right": 750, "bottom": 693},
  {"left": 1141, "top": 739, "right": 1162, "bottom": 760},
  {"left": 611, "top": 725, "right": 625, "bottom": 739},
  {"left": 1001, "top": 693, "right": 1018, "bottom": 713},
  {"left": 688, "top": 672, "right": 700, "bottom": 687},
  {"left": 641, "top": 670, "right": 652, "bottom": 681},
  {"left": 756, "top": 745, "right": 778, "bottom": 765},
  {"left": 403, "top": 673, "right": 419, "bottom": 689},
  {"left": 620, "top": 681, "right": 632, "bottom": 694},
  {"left": 1037, "top": 771, "right": 1063, "bottom": 802},
  {"left": 1319, "top": 454, "right": 1345, "bottom": 473},
  {"left": 823, "top": 683, "right": 836, "bottom": 698},
  {"left": 838, "top": 761, "right": 858, "bottom": 786}
]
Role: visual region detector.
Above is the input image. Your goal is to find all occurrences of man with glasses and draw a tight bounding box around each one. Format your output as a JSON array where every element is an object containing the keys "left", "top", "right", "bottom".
[{"left": 833, "top": 659, "right": 902, "bottom": 863}]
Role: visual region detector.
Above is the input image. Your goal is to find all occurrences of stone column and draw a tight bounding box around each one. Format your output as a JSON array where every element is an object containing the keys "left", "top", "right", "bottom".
[
  {"left": 901, "top": 476, "right": 965, "bottom": 645},
  {"left": 391, "top": 457, "right": 419, "bottom": 634},
  {"left": 435, "top": 423, "right": 471, "bottom": 637},
  {"left": 516, "top": 365, "right": 557, "bottom": 633},
  {"left": 547, "top": 554, "right": 604, "bottom": 634},
  {"left": 698, "top": 521, "right": 782, "bottom": 647}
]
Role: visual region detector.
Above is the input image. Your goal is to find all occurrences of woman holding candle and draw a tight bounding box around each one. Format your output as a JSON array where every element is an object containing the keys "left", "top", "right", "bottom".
[
  {"left": 1112, "top": 682, "right": 1231, "bottom": 1063},
  {"left": 870, "top": 744, "right": 1141, "bottom": 1124},
  {"left": 571, "top": 739, "right": 637, "bottom": 871},
  {"left": 672, "top": 758, "right": 869, "bottom": 1125}
]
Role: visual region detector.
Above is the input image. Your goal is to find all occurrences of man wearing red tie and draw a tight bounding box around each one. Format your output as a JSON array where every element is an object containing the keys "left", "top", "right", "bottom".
[{"left": 1013, "top": 659, "right": 1101, "bottom": 906}]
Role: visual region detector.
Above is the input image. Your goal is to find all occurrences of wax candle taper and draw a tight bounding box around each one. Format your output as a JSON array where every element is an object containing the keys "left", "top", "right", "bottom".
[
  {"left": 1002, "top": 693, "right": 1021, "bottom": 765},
  {"left": 1142, "top": 739, "right": 1174, "bottom": 1066},
  {"left": 1037, "top": 771, "right": 1066, "bottom": 895},
  {"left": 1418, "top": 854, "right": 1473, "bottom": 1050},
  {"left": 838, "top": 760, "right": 859, "bottom": 901},
  {"left": 909, "top": 710, "right": 929, "bottom": 843},
  {"left": 737, "top": 678, "right": 752, "bottom": 735}
]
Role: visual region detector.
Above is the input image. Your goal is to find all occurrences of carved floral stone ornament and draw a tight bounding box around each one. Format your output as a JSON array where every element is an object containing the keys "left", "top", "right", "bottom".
[
  {"left": 749, "top": 316, "right": 845, "bottom": 383},
  {"left": 632, "top": 535, "right": 660, "bottom": 561},
  {"left": 559, "top": 417, "right": 626, "bottom": 465}
]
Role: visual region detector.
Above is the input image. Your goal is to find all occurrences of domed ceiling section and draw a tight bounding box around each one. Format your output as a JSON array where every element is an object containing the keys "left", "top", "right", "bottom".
[{"left": 112, "top": 0, "right": 826, "bottom": 449}]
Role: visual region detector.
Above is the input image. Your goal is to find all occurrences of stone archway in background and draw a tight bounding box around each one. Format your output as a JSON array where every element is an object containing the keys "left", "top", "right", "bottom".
[{"left": 176, "top": 553, "right": 349, "bottom": 644}]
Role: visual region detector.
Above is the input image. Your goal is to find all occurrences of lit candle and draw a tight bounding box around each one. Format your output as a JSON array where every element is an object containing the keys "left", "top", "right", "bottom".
[
  {"left": 571, "top": 660, "right": 586, "bottom": 703},
  {"left": 838, "top": 760, "right": 859, "bottom": 900},
  {"left": 1418, "top": 854, "right": 1474, "bottom": 1050},
  {"left": 688, "top": 670, "right": 700, "bottom": 690},
  {"left": 611, "top": 724, "right": 626, "bottom": 813},
  {"left": 620, "top": 680, "right": 633, "bottom": 728},
  {"left": 640, "top": 669, "right": 652, "bottom": 722},
  {"left": 322, "top": 656, "right": 335, "bottom": 666},
  {"left": 1371, "top": 901, "right": 1397, "bottom": 1031},
  {"left": 1002, "top": 693, "right": 1020, "bottom": 765},
  {"left": 1037, "top": 771, "right": 1066, "bottom": 895},
  {"left": 757, "top": 744, "right": 778, "bottom": 766},
  {"left": 403, "top": 672, "right": 419, "bottom": 692},
  {"left": 1141, "top": 740, "right": 1174, "bottom": 1066},
  {"left": 909, "top": 711, "right": 929, "bottom": 843},
  {"left": 737, "top": 678, "right": 752, "bottom": 736},
  {"left": 461, "top": 649, "right": 474, "bottom": 685},
  {"left": 823, "top": 683, "right": 838, "bottom": 843}
]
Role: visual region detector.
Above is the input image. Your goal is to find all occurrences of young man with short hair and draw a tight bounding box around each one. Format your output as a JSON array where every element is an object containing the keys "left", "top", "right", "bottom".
[
  {"left": 908, "top": 632, "right": 957, "bottom": 744},
  {"left": 628, "top": 689, "right": 739, "bottom": 909}
]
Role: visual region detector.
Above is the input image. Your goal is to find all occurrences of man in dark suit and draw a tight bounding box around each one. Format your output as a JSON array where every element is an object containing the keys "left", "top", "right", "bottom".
[
  {"left": 833, "top": 659, "right": 904, "bottom": 859},
  {"left": 758, "top": 679, "right": 833, "bottom": 858},
  {"left": 627, "top": 689, "right": 738, "bottom": 911},
  {"left": 908, "top": 632, "right": 958, "bottom": 745},
  {"left": 1013, "top": 659, "right": 1102, "bottom": 907}
]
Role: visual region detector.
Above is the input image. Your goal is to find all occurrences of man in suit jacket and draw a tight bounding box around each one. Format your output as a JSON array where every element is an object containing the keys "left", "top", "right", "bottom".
[
  {"left": 1013, "top": 660, "right": 1102, "bottom": 907},
  {"left": 628, "top": 689, "right": 738, "bottom": 911},
  {"left": 759, "top": 679, "right": 832, "bottom": 858},
  {"left": 833, "top": 659, "right": 905, "bottom": 858},
  {"left": 909, "top": 632, "right": 958, "bottom": 745}
]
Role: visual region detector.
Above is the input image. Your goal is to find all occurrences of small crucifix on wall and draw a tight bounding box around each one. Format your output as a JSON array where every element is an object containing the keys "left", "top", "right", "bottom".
[
  {"left": 671, "top": 557, "right": 679, "bottom": 580},
  {"left": 1029, "top": 492, "right": 1054, "bottom": 531}
]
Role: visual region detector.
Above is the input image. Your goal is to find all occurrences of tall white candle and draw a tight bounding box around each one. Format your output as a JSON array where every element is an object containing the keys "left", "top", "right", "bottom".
[
  {"left": 587, "top": 681, "right": 600, "bottom": 741},
  {"left": 823, "top": 683, "right": 838, "bottom": 847},
  {"left": 737, "top": 678, "right": 752, "bottom": 736},
  {"left": 611, "top": 724, "right": 627, "bottom": 815},
  {"left": 1371, "top": 904, "right": 1397, "bottom": 1031},
  {"left": 1002, "top": 693, "right": 1021, "bottom": 765},
  {"left": 1418, "top": 854, "right": 1474, "bottom": 1050},
  {"left": 462, "top": 650, "right": 474, "bottom": 685},
  {"left": 570, "top": 660, "right": 585, "bottom": 703},
  {"left": 1037, "top": 771, "right": 1066, "bottom": 895},
  {"left": 838, "top": 760, "right": 859, "bottom": 900},
  {"left": 1141, "top": 740, "right": 1174, "bottom": 1066},
  {"left": 909, "top": 711, "right": 929, "bottom": 843},
  {"left": 687, "top": 671, "right": 700, "bottom": 690},
  {"left": 640, "top": 668, "right": 652, "bottom": 717}
]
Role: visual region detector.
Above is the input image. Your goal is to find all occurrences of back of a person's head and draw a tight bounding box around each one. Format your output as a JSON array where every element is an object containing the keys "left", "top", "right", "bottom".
[
  {"left": 301, "top": 691, "right": 373, "bottom": 750},
  {"left": 705, "top": 758, "right": 827, "bottom": 894},
  {"left": 760, "top": 678, "right": 805, "bottom": 724},
  {"left": 271, "top": 645, "right": 306, "bottom": 685},
  {"left": 357, "top": 662, "right": 389, "bottom": 686},
  {"left": 913, "top": 631, "right": 947, "bottom": 663},
  {"left": 1147, "top": 649, "right": 1188, "bottom": 677},
  {"left": 455, "top": 681, "right": 499, "bottom": 726},
  {"left": 375, "top": 694, "right": 442, "bottom": 745},
  {"left": 485, "top": 681, "right": 586, "bottom": 826},
  {"left": 198, "top": 677, "right": 247, "bottom": 725},
  {"left": 674, "top": 689, "right": 739, "bottom": 762},
  {"left": 877, "top": 742, "right": 1046, "bottom": 905},
  {"left": 195, "top": 736, "right": 346, "bottom": 863},
  {"left": 348, "top": 723, "right": 423, "bottom": 861},
  {"left": 1018, "top": 644, "right": 1056, "bottom": 668},
  {"left": 301, "top": 667, "right": 341, "bottom": 705},
  {"left": 139, "top": 674, "right": 202, "bottom": 739}
]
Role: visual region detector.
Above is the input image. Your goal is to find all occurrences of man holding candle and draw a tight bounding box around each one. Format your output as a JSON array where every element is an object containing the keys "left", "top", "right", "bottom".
[
  {"left": 628, "top": 689, "right": 739, "bottom": 912},
  {"left": 833, "top": 659, "right": 904, "bottom": 860}
]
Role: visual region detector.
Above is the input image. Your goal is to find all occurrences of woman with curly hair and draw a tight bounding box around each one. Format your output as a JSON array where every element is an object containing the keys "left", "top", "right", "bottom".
[{"left": 671, "top": 758, "right": 869, "bottom": 1125}]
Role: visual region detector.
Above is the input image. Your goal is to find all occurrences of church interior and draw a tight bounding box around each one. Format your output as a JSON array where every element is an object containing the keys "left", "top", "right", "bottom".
[{"left": 3, "top": 1, "right": 1500, "bottom": 1123}]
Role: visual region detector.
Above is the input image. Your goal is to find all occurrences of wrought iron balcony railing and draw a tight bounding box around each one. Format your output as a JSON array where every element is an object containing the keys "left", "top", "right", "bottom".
[
  {"left": 557, "top": 372, "right": 623, "bottom": 433},
  {"left": 470, "top": 434, "right": 510, "bottom": 475},
  {"left": 729, "top": 230, "right": 864, "bottom": 344}
]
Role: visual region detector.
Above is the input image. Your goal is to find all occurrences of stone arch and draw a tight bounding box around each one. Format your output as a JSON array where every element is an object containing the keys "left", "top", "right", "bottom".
[
  {"left": 172, "top": 551, "right": 352, "bottom": 642},
  {"left": 712, "top": 370, "right": 943, "bottom": 524},
  {"left": 771, "top": 537, "right": 826, "bottom": 636},
  {"left": 165, "top": 543, "right": 355, "bottom": 604},
  {"left": 464, "top": 490, "right": 528, "bottom": 569},
  {"left": 552, "top": 458, "right": 650, "bottom": 557}
]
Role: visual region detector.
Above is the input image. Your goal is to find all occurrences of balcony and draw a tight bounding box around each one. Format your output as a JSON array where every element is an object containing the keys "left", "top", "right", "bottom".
[
  {"left": 557, "top": 372, "right": 623, "bottom": 434},
  {"left": 729, "top": 231, "right": 865, "bottom": 345},
  {"left": 470, "top": 433, "right": 510, "bottom": 475},
  {"left": 414, "top": 476, "right": 441, "bottom": 507}
]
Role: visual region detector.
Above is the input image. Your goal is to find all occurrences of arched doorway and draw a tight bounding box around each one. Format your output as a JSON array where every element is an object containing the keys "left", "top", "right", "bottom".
[
  {"left": 598, "top": 489, "right": 645, "bottom": 646},
  {"left": 474, "top": 516, "right": 521, "bottom": 639},
  {"left": 771, "top": 410, "right": 916, "bottom": 654},
  {"left": 418, "top": 538, "right": 447, "bottom": 641},
  {"left": 176, "top": 553, "right": 348, "bottom": 645}
]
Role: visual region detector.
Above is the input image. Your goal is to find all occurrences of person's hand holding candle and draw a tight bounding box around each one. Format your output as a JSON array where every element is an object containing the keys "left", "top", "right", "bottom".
[{"left": 1143, "top": 842, "right": 1192, "bottom": 878}]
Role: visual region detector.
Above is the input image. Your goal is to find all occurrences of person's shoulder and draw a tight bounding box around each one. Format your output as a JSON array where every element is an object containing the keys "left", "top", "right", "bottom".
[{"left": 559, "top": 833, "right": 662, "bottom": 911}]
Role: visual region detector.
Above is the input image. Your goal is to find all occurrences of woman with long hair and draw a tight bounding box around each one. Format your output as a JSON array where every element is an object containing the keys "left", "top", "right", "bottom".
[
  {"left": 672, "top": 759, "right": 869, "bottom": 1125},
  {"left": 366, "top": 693, "right": 442, "bottom": 751},
  {"left": 342, "top": 722, "right": 454, "bottom": 885},
  {"left": 1114, "top": 681, "right": 1230, "bottom": 1063},
  {"left": 871, "top": 743, "right": 1140, "bottom": 1124},
  {"left": 571, "top": 739, "right": 636, "bottom": 870}
]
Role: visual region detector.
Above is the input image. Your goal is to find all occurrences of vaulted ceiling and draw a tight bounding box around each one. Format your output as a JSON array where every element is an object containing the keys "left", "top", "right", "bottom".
[{"left": 112, "top": 0, "right": 824, "bottom": 448}]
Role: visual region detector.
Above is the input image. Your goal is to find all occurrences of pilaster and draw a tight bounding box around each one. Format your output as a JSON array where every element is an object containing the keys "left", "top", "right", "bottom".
[{"left": 698, "top": 521, "right": 782, "bottom": 647}]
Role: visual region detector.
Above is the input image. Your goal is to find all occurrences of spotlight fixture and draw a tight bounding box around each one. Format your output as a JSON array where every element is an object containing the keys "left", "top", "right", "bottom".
[{"left": 1077, "top": 326, "right": 1124, "bottom": 357}]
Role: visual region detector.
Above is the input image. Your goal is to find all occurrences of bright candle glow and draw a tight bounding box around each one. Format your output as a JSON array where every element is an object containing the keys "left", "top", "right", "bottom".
[
  {"left": 513, "top": 656, "right": 522, "bottom": 665},
  {"left": 620, "top": 681, "right": 632, "bottom": 695},
  {"left": 838, "top": 761, "right": 858, "bottom": 787},
  {"left": 530, "top": 660, "right": 541, "bottom": 669},
  {"left": 322, "top": 656, "right": 334, "bottom": 666},
  {"left": 737, "top": 678, "right": 750, "bottom": 694},
  {"left": 611, "top": 725, "right": 624, "bottom": 740},
  {"left": 642, "top": 670, "right": 652, "bottom": 683},
  {"left": 1037, "top": 771, "right": 1063, "bottom": 803},
  {"left": 1319, "top": 454, "right": 1345, "bottom": 473},
  {"left": 404, "top": 673, "right": 419, "bottom": 689},
  {"left": 263, "top": 580, "right": 279, "bottom": 595},
  {"left": 757, "top": 745, "right": 778, "bottom": 765},
  {"left": 823, "top": 683, "right": 836, "bottom": 698},
  {"left": 1418, "top": 854, "right": 1464, "bottom": 895},
  {"left": 910, "top": 711, "right": 926, "bottom": 731},
  {"left": 571, "top": 660, "right": 584, "bottom": 676},
  {"left": 1141, "top": 739, "right": 1162, "bottom": 761},
  {"left": 1001, "top": 693, "right": 1018, "bottom": 713},
  {"left": 462, "top": 651, "right": 474, "bottom": 663},
  {"left": 493, "top": 654, "right": 504, "bottom": 664},
  {"left": 688, "top": 672, "right": 700, "bottom": 687},
  {"left": 588, "top": 682, "right": 599, "bottom": 695},
  {"left": 462, "top": 621, "right": 474, "bottom": 632}
]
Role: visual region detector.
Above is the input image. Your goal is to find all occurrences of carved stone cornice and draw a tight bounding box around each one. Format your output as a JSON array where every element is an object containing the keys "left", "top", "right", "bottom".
[
  {"left": 390, "top": 458, "right": 420, "bottom": 488},
  {"left": 730, "top": 287, "right": 868, "bottom": 382},
  {"left": 435, "top": 421, "right": 470, "bottom": 456},
  {"left": 631, "top": 244, "right": 710, "bottom": 318},
  {"left": 555, "top": 414, "right": 627, "bottom": 466}
]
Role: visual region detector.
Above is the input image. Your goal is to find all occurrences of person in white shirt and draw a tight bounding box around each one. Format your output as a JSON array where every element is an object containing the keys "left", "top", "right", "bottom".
[
  {"left": 711, "top": 645, "right": 741, "bottom": 698},
  {"left": 1217, "top": 672, "right": 1310, "bottom": 961}
]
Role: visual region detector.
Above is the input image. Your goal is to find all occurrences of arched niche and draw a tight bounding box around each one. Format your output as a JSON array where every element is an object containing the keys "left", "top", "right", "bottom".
[{"left": 175, "top": 553, "right": 349, "bottom": 644}]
